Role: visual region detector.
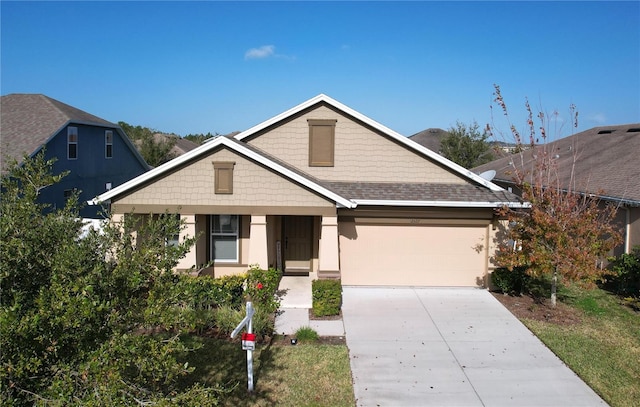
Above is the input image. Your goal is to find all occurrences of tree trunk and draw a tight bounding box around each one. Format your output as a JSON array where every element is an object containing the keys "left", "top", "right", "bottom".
[{"left": 550, "top": 271, "right": 557, "bottom": 308}]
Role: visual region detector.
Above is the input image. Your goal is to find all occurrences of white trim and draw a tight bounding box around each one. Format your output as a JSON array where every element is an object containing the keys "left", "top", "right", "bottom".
[
  {"left": 90, "top": 136, "right": 356, "bottom": 209},
  {"left": 90, "top": 94, "right": 516, "bottom": 209},
  {"left": 352, "top": 199, "right": 531, "bottom": 209},
  {"left": 234, "top": 94, "right": 505, "bottom": 192}
]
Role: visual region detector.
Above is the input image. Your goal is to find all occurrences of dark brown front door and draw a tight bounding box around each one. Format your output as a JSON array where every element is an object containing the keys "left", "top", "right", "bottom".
[{"left": 283, "top": 216, "right": 312, "bottom": 274}]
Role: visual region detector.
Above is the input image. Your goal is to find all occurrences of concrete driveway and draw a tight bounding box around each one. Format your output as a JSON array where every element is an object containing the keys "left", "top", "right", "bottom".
[{"left": 342, "top": 287, "right": 607, "bottom": 407}]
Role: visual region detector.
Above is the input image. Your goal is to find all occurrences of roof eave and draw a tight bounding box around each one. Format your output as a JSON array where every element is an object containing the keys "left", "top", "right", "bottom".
[
  {"left": 89, "top": 136, "right": 357, "bottom": 209},
  {"left": 234, "top": 94, "right": 507, "bottom": 193},
  {"left": 352, "top": 199, "right": 531, "bottom": 209}
]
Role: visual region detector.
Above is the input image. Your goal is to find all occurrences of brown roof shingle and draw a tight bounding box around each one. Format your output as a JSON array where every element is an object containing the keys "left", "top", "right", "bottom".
[
  {"left": 473, "top": 123, "right": 640, "bottom": 205},
  {"left": 324, "top": 181, "right": 521, "bottom": 204},
  {"left": 1, "top": 94, "right": 115, "bottom": 170}
]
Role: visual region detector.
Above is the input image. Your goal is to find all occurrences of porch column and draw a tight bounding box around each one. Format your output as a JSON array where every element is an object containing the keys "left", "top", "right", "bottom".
[
  {"left": 248, "top": 215, "right": 268, "bottom": 269},
  {"left": 318, "top": 215, "right": 340, "bottom": 278},
  {"left": 175, "top": 214, "right": 197, "bottom": 271}
]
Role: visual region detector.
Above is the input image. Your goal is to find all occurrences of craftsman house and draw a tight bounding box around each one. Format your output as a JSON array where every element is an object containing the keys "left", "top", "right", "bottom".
[
  {"left": 1, "top": 94, "right": 149, "bottom": 218},
  {"left": 93, "top": 95, "right": 525, "bottom": 286}
]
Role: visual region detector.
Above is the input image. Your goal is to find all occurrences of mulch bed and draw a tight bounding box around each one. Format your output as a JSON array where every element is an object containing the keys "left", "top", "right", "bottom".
[{"left": 491, "top": 291, "right": 583, "bottom": 325}]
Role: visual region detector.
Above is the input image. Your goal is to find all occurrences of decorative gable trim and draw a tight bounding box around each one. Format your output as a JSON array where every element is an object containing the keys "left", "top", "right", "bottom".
[
  {"left": 91, "top": 136, "right": 356, "bottom": 209},
  {"left": 233, "top": 94, "right": 504, "bottom": 191}
]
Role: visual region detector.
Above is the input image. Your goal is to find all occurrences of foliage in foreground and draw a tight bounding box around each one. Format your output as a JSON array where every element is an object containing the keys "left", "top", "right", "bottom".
[
  {"left": 522, "top": 287, "right": 640, "bottom": 407},
  {"left": 0, "top": 153, "right": 223, "bottom": 405},
  {"left": 489, "top": 84, "right": 622, "bottom": 306}
]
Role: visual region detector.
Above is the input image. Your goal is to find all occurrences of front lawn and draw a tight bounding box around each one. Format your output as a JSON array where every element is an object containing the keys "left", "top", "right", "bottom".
[
  {"left": 497, "top": 287, "right": 640, "bottom": 407},
  {"left": 178, "top": 335, "right": 355, "bottom": 406}
]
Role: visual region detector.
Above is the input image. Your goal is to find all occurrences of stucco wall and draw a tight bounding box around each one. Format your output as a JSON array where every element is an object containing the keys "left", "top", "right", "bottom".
[{"left": 247, "top": 105, "right": 465, "bottom": 184}]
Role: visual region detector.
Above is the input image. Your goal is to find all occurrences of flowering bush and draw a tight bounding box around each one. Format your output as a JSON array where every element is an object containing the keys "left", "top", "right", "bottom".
[{"left": 245, "top": 265, "right": 282, "bottom": 314}]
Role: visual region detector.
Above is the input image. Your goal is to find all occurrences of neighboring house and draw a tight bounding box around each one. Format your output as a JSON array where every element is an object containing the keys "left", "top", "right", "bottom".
[
  {"left": 172, "top": 136, "right": 199, "bottom": 155},
  {"left": 93, "top": 95, "right": 525, "bottom": 287},
  {"left": 473, "top": 123, "right": 640, "bottom": 256},
  {"left": 1, "top": 94, "right": 150, "bottom": 218},
  {"left": 152, "top": 133, "right": 199, "bottom": 157},
  {"left": 408, "top": 128, "right": 449, "bottom": 153}
]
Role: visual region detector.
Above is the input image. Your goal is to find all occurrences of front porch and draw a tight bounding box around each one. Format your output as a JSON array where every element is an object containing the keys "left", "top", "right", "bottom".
[{"left": 175, "top": 214, "right": 341, "bottom": 279}]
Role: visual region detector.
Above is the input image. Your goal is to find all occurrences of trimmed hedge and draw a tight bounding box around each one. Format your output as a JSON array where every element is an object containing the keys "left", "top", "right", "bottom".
[{"left": 312, "top": 279, "right": 342, "bottom": 316}]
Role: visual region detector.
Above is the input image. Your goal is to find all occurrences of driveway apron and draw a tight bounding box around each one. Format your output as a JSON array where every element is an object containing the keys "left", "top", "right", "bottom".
[{"left": 342, "top": 287, "right": 607, "bottom": 407}]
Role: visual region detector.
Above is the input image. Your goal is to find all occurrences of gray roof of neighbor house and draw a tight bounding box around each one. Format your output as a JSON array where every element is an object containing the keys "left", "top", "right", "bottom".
[
  {"left": 0, "top": 93, "right": 147, "bottom": 171},
  {"left": 408, "top": 128, "right": 449, "bottom": 153},
  {"left": 473, "top": 123, "right": 640, "bottom": 205}
]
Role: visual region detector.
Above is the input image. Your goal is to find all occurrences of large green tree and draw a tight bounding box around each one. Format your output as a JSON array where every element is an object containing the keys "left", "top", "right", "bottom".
[
  {"left": 118, "top": 121, "right": 177, "bottom": 167},
  {"left": 490, "top": 85, "right": 622, "bottom": 306},
  {"left": 0, "top": 153, "right": 221, "bottom": 405},
  {"left": 440, "top": 121, "right": 494, "bottom": 168}
]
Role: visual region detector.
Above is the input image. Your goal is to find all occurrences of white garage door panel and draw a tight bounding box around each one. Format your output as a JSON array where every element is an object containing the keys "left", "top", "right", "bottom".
[{"left": 340, "top": 224, "right": 486, "bottom": 286}]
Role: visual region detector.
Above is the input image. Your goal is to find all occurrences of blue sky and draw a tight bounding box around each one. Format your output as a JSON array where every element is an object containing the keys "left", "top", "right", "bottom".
[{"left": 2, "top": 1, "right": 639, "bottom": 141}]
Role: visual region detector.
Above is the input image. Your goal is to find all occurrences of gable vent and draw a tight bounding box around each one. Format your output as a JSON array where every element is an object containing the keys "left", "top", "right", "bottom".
[
  {"left": 627, "top": 128, "right": 640, "bottom": 133},
  {"left": 597, "top": 129, "right": 615, "bottom": 134}
]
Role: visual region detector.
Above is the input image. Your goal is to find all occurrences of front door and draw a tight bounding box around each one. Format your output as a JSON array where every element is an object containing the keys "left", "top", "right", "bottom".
[{"left": 283, "top": 216, "right": 312, "bottom": 274}]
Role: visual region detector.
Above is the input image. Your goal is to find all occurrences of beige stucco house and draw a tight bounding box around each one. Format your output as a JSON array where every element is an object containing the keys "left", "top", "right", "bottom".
[{"left": 93, "top": 95, "right": 525, "bottom": 286}]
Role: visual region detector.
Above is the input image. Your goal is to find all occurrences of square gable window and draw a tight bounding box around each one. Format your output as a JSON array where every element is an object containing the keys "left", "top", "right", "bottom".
[
  {"left": 213, "top": 161, "right": 235, "bottom": 194},
  {"left": 308, "top": 119, "right": 336, "bottom": 167}
]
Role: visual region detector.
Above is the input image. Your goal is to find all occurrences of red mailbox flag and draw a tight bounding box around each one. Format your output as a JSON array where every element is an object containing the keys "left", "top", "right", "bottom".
[{"left": 242, "top": 333, "right": 256, "bottom": 350}]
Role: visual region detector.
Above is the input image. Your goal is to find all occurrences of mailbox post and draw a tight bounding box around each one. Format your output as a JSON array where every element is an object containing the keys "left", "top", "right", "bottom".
[{"left": 231, "top": 301, "right": 255, "bottom": 392}]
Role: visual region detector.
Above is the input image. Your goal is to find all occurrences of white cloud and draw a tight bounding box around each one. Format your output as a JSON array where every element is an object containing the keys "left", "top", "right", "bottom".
[
  {"left": 245, "top": 45, "right": 275, "bottom": 60},
  {"left": 588, "top": 112, "right": 607, "bottom": 124}
]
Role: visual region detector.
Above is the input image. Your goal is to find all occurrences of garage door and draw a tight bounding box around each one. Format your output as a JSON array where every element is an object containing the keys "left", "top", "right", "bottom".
[{"left": 339, "top": 221, "right": 488, "bottom": 286}]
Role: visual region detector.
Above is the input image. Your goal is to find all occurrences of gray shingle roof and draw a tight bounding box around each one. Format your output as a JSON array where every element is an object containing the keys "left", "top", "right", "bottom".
[
  {"left": 324, "top": 181, "right": 521, "bottom": 204},
  {"left": 473, "top": 123, "right": 640, "bottom": 205},
  {"left": 233, "top": 139, "right": 522, "bottom": 206},
  {"left": 1, "top": 94, "right": 116, "bottom": 170}
]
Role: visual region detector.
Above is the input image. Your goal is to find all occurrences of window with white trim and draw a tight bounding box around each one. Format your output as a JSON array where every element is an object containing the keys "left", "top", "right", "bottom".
[
  {"left": 67, "top": 127, "right": 78, "bottom": 159},
  {"left": 105, "top": 130, "right": 113, "bottom": 158},
  {"left": 211, "top": 215, "right": 239, "bottom": 262}
]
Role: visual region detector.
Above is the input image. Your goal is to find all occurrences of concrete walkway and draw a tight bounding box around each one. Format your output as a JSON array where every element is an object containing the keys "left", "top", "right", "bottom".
[
  {"left": 274, "top": 273, "right": 345, "bottom": 336},
  {"left": 343, "top": 287, "right": 607, "bottom": 406}
]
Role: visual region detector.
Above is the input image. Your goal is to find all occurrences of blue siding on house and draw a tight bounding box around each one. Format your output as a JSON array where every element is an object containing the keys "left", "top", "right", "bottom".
[{"left": 39, "top": 124, "right": 148, "bottom": 218}]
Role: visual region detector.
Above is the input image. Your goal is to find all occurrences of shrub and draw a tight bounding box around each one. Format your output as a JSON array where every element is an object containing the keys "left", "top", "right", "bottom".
[
  {"left": 312, "top": 279, "right": 342, "bottom": 316},
  {"left": 491, "top": 266, "right": 531, "bottom": 295},
  {"left": 606, "top": 246, "right": 640, "bottom": 297},
  {"left": 294, "top": 326, "right": 319, "bottom": 343},
  {"left": 214, "top": 304, "right": 274, "bottom": 338},
  {"left": 145, "top": 273, "right": 245, "bottom": 332},
  {"left": 245, "top": 265, "right": 282, "bottom": 314}
]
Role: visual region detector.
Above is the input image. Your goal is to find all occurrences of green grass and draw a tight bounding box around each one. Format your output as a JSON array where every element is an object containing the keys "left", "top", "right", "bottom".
[
  {"left": 177, "top": 336, "right": 355, "bottom": 406},
  {"left": 522, "top": 287, "right": 640, "bottom": 407},
  {"left": 294, "top": 326, "right": 320, "bottom": 343}
]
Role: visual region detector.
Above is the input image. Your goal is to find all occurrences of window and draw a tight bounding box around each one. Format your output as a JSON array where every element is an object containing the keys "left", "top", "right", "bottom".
[
  {"left": 308, "top": 119, "right": 336, "bottom": 167},
  {"left": 67, "top": 127, "right": 78, "bottom": 159},
  {"left": 63, "top": 188, "right": 77, "bottom": 200},
  {"left": 163, "top": 214, "right": 180, "bottom": 247},
  {"left": 211, "top": 215, "right": 239, "bottom": 262},
  {"left": 105, "top": 130, "right": 113, "bottom": 158},
  {"left": 213, "top": 161, "right": 235, "bottom": 194}
]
